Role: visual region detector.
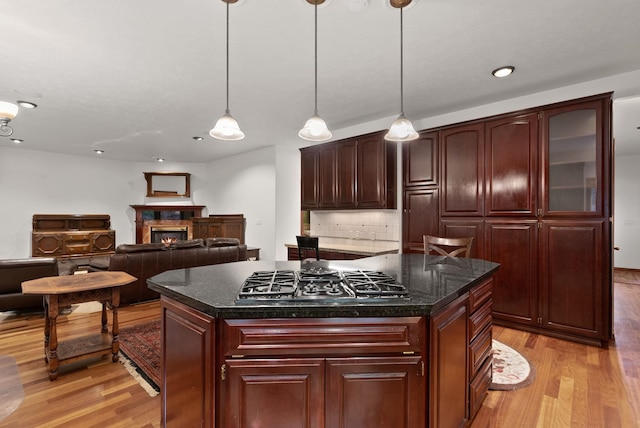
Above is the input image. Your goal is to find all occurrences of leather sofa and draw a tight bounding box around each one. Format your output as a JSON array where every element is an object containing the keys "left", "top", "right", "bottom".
[
  {"left": 108, "top": 238, "right": 247, "bottom": 305},
  {"left": 0, "top": 258, "right": 60, "bottom": 312}
]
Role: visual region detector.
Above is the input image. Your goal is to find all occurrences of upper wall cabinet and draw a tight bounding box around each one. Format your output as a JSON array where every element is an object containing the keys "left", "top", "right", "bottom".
[
  {"left": 403, "top": 132, "right": 439, "bottom": 188},
  {"left": 300, "top": 131, "right": 396, "bottom": 210},
  {"left": 440, "top": 123, "right": 485, "bottom": 217}
]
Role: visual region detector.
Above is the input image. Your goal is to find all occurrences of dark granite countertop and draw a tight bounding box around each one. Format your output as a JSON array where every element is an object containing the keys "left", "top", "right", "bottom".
[{"left": 147, "top": 254, "right": 500, "bottom": 319}]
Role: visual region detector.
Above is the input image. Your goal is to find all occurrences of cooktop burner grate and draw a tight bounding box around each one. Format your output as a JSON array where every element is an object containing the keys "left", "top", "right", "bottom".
[{"left": 237, "top": 269, "right": 407, "bottom": 302}]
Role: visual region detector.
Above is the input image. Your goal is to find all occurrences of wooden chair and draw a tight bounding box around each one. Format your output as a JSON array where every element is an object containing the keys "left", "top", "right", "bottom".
[
  {"left": 296, "top": 235, "right": 320, "bottom": 261},
  {"left": 423, "top": 235, "right": 474, "bottom": 258}
]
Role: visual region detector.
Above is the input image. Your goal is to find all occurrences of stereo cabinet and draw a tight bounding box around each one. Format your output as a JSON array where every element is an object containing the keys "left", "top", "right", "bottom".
[{"left": 31, "top": 214, "right": 115, "bottom": 259}]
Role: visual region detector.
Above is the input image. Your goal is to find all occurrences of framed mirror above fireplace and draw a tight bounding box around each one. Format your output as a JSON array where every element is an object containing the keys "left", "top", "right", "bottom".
[{"left": 144, "top": 172, "right": 191, "bottom": 198}]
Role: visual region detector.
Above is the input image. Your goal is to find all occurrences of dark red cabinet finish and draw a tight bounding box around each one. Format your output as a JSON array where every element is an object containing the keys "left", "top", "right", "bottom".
[
  {"left": 485, "top": 113, "right": 538, "bottom": 216},
  {"left": 402, "top": 187, "right": 438, "bottom": 254},
  {"left": 403, "top": 132, "right": 438, "bottom": 187},
  {"left": 440, "top": 123, "right": 485, "bottom": 217},
  {"left": 300, "top": 131, "right": 396, "bottom": 210},
  {"left": 402, "top": 93, "right": 612, "bottom": 346}
]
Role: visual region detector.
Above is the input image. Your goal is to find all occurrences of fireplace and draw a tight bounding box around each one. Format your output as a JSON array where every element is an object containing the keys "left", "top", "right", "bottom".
[
  {"left": 150, "top": 226, "right": 188, "bottom": 243},
  {"left": 131, "top": 205, "right": 205, "bottom": 244}
]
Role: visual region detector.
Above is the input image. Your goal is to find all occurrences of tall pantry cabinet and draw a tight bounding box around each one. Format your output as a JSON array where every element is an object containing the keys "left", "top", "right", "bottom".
[{"left": 402, "top": 93, "right": 613, "bottom": 345}]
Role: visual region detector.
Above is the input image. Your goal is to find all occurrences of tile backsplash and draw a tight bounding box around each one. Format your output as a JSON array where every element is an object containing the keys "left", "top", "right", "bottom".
[{"left": 309, "top": 210, "right": 400, "bottom": 243}]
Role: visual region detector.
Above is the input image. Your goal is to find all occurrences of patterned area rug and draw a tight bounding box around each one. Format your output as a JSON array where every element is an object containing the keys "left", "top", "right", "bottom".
[
  {"left": 490, "top": 339, "right": 535, "bottom": 391},
  {"left": 119, "top": 319, "right": 161, "bottom": 395}
]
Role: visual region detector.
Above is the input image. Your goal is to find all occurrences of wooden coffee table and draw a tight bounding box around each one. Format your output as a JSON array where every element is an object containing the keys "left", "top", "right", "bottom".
[{"left": 22, "top": 271, "right": 136, "bottom": 380}]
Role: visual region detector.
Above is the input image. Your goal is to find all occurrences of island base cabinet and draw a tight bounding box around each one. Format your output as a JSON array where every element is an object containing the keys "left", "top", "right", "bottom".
[
  {"left": 222, "top": 358, "right": 325, "bottom": 428},
  {"left": 430, "top": 293, "right": 469, "bottom": 428},
  {"left": 326, "top": 357, "right": 425, "bottom": 428},
  {"left": 161, "top": 297, "right": 216, "bottom": 428},
  {"left": 221, "top": 356, "right": 425, "bottom": 428}
]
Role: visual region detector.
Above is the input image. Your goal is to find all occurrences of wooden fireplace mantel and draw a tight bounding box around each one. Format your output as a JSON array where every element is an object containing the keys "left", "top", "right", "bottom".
[{"left": 130, "top": 205, "right": 205, "bottom": 244}]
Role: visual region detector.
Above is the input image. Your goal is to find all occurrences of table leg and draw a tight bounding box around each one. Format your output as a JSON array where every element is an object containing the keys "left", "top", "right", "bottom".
[
  {"left": 111, "top": 302, "right": 119, "bottom": 362},
  {"left": 43, "top": 299, "right": 50, "bottom": 362},
  {"left": 101, "top": 302, "right": 108, "bottom": 334},
  {"left": 47, "top": 295, "right": 59, "bottom": 381}
]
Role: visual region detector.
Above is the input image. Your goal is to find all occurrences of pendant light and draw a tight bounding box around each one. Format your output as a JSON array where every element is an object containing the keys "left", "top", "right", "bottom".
[
  {"left": 384, "top": 1, "right": 419, "bottom": 142},
  {"left": 210, "top": 0, "right": 245, "bottom": 141},
  {"left": 299, "top": 0, "right": 332, "bottom": 142}
]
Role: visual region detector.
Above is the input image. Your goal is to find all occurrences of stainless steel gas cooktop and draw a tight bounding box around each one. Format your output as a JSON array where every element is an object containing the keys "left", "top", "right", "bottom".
[{"left": 236, "top": 267, "right": 408, "bottom": 303}]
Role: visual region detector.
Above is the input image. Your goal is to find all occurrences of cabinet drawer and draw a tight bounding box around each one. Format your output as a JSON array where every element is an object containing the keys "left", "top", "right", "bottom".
[
  {"left": 469, "top": 325, "right": 492, "bottom": 377},
  {"left": 469, "top": 298, "right": 492, "bottom": 340},
  {"left": 469, "top": 278, "right": 492, "bottom": 312},
  {"left": 469, "top": 355, "right": 492, "bottom": 419},
  {"left": 221, "top": 317, "right": 425, "bottom": 357}
]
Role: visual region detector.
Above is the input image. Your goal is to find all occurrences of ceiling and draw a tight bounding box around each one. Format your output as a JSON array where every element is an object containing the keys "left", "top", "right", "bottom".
[{"left": 2, "top": 0, "right": 640, "bottom": 162}]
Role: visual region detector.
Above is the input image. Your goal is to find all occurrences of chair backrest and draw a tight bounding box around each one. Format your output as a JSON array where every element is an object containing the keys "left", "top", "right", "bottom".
[
  {"left": 296, "top": 235, "right": 320, "bottom": 261},
  {"left": 423, "top": 235, "right": 474, "bottom": 258}
]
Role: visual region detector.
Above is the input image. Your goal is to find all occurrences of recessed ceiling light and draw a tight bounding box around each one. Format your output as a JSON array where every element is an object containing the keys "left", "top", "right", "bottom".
[
  {"left": 11, "top": 138, "right": 23, "bottom": 144},
  {"left": 192, "top": 136, "right": 204, "bottom": 141},
  {"left": 94, "top": 149, "right": 104, "bottom": 154},
  {"left": 492, "top": 66, "right": 515, "bottom": 78},
  {"left": 17, "top": 100, "right": 38, "bottom": 109},
  {"left": 156, "top": 157, "right": 165, "bottom": 162}
]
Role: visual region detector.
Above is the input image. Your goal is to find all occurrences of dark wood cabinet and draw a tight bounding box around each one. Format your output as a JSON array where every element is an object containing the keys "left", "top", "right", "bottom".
[
  {"left": 403, "top": 132, "right": 438, "bottom": 187},
  {"left": 336, "top": 139, "right": 357, "bottom": 207},
  {"left": 539, "top": 220, "right": 606, "bottom": 337},
  {"left": 192, "top": 214, "right": 246, "bottom": 244},
  {"left": 326, "top": 356, "right": 425, "bottom": 428},
  {"left": 31, "top": 214, "right": 115, "bottom": 259},
  {"left": 402, "top": 93, "right": 612, "bottom": 346},
  {"left": 222, "top": 358, "right": 324, "bottom": 428},
  {"left": 429, "top": 293, "right": 469, "bottom": 428},
  {"left": 301, "top": 148, "right": 319, "bottom": 210},
  {"left": 300, "top": 131, "right": 396, "bottom": 210},
  {"left": 319, "top": 144, "right": 337, "bottom": 208},
  {"left": 440, "top": 123, "right": 484, "bottom": 217},
  {"left": 485, "top": 113, "right": 538, "bottom": 216},
  {"left": 356, "top": 132, "right": 397, "bottom": 209},
  {"left": 402, "top": 188, "right": 438, "bottom": 254},
  {"left": 161, "top": 297, "right": 215, "bottom": 428},
  {"left": 484, "top": 220, "right": 538, "bottom": 327}
]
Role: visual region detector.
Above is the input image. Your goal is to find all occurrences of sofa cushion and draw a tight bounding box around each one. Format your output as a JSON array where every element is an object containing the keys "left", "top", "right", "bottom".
[
  {"left": 206, "top": 237, "right": 241, "bottom": 247},
  {"left": 0, "top": 258, "right": 58, "bottom": 312}
]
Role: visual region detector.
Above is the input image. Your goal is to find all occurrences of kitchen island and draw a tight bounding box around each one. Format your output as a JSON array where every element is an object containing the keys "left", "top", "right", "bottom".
[{"left": 148, "top": 254, "right": 499, "bottom": 428}]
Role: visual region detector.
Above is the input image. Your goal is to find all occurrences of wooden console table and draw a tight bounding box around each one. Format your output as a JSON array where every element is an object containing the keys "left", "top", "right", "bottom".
[{"left": 22, "top": 271, "right": 136, "bottom": 380}]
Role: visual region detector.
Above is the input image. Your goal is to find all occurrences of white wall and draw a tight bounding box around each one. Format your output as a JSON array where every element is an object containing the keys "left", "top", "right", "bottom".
[
  {"left": 275, "top": 144, "right": 303, "bottom": 261},
  {"left": 205, "top": 147, "right": 278, "bottom": 261},
  {"left": 614, "top": 154, "right": 640, "bottom": 269}
]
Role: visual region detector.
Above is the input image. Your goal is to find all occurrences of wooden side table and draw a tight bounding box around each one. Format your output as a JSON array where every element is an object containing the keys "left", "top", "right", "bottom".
[{"left": 22, "top": 271, "right": 136, "bottom": 380}]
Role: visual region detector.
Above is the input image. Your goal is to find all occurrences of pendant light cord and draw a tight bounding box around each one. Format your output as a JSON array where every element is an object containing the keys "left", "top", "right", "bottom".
[
  {"left": 314, "top": 2, "right": 318, "bottom": 115},
  {"left": 399, "top": 7, "right": 404, "bottom": 116},
  {"left": 225, "top": 0, "right": 230, "bottom": 114}
]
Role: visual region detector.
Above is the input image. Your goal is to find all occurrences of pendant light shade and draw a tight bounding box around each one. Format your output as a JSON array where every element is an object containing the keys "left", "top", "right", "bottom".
[
  {"left": 210, "top": 0, "right": 244, "bottom": 141},
  {"left": 210, "top": 110, "right": 245, "bottom": 140},
  {"left": 386, "top": 113, "right": 419, "bottom": 141},
  {"left": 384, "top": 3, "right": 419, "bottom": 142},
  {"left": 299, "top": 0, "right": 332, "bottom": 142},
  {"left": 299, "top": 114, "right": 332, "bottom": 142}
]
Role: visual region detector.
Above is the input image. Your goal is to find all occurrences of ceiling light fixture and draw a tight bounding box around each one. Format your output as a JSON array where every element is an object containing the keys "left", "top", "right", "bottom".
[
  {"left": 11, "top": 138, "right": 23, "bottom": 144},
  {"left": 384, "top": 0, "right": 419, "bottom": 142},
  {"left": 94, "top": 149, "right": 104, "bottom": 154},
  {"left": 299, "top": 0, "right": 332, "bottom": 142},
  {"left": 492, "top": 66, "right": 515, "bottom": 78},
  {"left": 0, "top": 101, "right": 19, "bottom": 137},
  {"left": 192, "top": 136, "right": 204, "bottom": 141},
  {"left": 156, "top": 157, "right": 165, "bottom": 162},
  {"left": 17, "top": 100, "right": 37, "bottom": 109},
  {"left": 210, "top": 0, "right": 245, "bottom": 141}
]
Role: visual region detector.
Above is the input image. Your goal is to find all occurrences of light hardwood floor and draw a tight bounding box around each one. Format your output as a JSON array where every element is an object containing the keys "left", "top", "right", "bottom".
[{"left": 1, "top": 279, "right": 638, "bottom": 427}]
